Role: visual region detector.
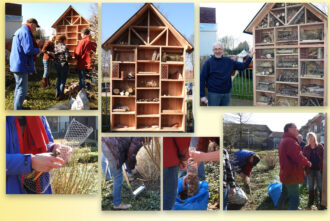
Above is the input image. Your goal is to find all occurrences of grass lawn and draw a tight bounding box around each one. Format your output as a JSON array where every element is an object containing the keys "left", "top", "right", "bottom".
[{"left": 5, "top": 58, "right": 98, "bottom": 110}]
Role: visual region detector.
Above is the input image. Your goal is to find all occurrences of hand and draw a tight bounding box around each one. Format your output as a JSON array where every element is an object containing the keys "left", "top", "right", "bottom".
[
  {"left": 250, "top": 47, "right": 255, "bottom": 57},
  {"left": 230, "top": 187, "right": 236, "bottom": 196},
  {"left": 52, "top": 144, "right": 73, "bottom": 164},
  {"left": 31, "top": 153, "right": 64, "bottom": 172},
  {"left": 200, "top": 97, "right": 207, "bottom": 104},
  {"left": 179, "top": 160, "right": 187, "bottom": 170},
  {"left": 189, "top": 150, "right": 203, "bottom": 165},
  {"left": 307, "top": 161, "right": 312, "bottom": 168}
]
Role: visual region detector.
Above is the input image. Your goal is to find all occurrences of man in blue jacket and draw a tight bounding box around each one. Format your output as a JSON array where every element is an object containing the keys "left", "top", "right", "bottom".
[
  {"left": 200, "top": 42, "right": 254, "bottom": 106},
  {"left": 6, "top": 116, "right": 65, "bottom": 194},
  {"left": 10, "top": 18, "right": 40, "bottom": 110}
]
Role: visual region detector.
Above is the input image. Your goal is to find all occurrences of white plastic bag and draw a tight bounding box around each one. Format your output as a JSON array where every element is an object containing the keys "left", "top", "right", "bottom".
[
  {"left": 228, "top": 186, "right": 248, "bottom": 205},
  {"left": 71, "top": 89, "right": 90, "bottom": 110}
]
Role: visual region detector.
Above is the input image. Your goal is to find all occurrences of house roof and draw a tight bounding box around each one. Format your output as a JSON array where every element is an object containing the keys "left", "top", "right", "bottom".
[
  {"left": 102, "top": 3, "right": 193, "bottom": 52},
  {"left": 244, "top": 3, "right": 328, "bottom": 34},
  {"left": 51, "top": 5, "right": 89, "bottom": 28},
  {"left": 269, "top": 132, "right": 283, "bottom": 138}
]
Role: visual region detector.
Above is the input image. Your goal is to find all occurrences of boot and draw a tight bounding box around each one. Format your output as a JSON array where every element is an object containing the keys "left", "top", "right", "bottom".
[
  {"left": 243, "top": 183, "right": 251, "bottom": 194},
  {"left": 42, "top": 78, "right": 47, "bottom": 88},
  {"left": 46, "top": 77, "right": 50, "bottom": 87},
  {"left": 307, "top": 190, "right": 315, "bottom": 208}
]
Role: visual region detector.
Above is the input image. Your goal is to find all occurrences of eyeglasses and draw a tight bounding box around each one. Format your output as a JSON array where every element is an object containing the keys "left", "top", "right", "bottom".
[{"left": 213, "top": 48, "right": 223, "bottom": 50}]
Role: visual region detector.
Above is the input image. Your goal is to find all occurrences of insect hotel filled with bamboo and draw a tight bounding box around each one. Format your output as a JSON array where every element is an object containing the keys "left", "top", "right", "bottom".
[
  {"left": 244, "top": 3, "right": 328, "bottom": 106},
  {"left": 52, "top": 5, "right": 90, "bottom": 61},
  {"left": 102, "top": 3, "right": 193, "bottom": 131}
]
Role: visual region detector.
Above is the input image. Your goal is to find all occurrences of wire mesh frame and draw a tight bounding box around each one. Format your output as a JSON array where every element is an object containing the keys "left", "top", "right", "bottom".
[{"left": 63, "top": 118, "right": 94, "bottom": 149}]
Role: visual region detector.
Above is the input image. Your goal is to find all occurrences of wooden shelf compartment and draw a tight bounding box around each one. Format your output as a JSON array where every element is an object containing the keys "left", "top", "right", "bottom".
[
  {"left": 276, "top": 96, "right": 298, "bottom": 106},
  {"left": 255, "top": 91, "right": 275, "bottom": 106},
  {"left": 161, "top": 81, "right": 183, "bottom": 96},
  {"left": 300, "top": 96, "right": 323, "bottom": 106},
  {"left": 161, "top": 115, "right": 183, "bottom": 130},
  {"left": 300, "top": 24, "right": 324, "bottom": 42},
  {"left": 111, "top": 114, "right": 136, "bottom": 131},
  {"left": 300, "top": 47, "right": 324, "bottom": 59},
  {"left": 255, "top": 29, "right": 274, "bottom": 45},
  {"left": 256, "top": 49, "right": 274, "bottom": 59},
  {"left": 300, "top": 60, "right": 324, "bottom": 78},
  {"left": 137, "top": 103, "right": 159, "bottom": 115},
  {"left": 161, "top": 97, "right": 183, "bottom": 112},
  {"left": 137, "top": 75, "right": 159, "bottom": 88},
  {"left": 137, "top": 48, "right": 160, "bottom": 61},
  {"left": 66, "top": 26, "right": 78, "bottom": 33},
  {"left": 161, "top": 47, "right": 184, "bottom": 62},
  {"left": 136, "top": 117, "right": 160, "bottom": 130},
  {"left": 276, "top": 55, "right": 298, "bottom": 68},
  {"left": 137, "top": 62, "right": 159, "bottom": 74},
  {"left": 276, "top": 48, "right": 298, "bottom": 55},
  {"left": 113, "top": 47, "right": 135, "bottom": 62},
  {"left": 276, "top": 83, "right": 298, "bottom": 97},
  {"left": 300, "top": 78, "right": 324, "bottom": 98},
  {"left": 112, "top": 80, "right": 135, "bottom": 96},
  {"left": 276, "top": 69, "right": 298, "bottom": 82},
  {"left": 256, "top": 76, "right": 275, "bottom": 92},
  {"left": 137, "top": 89, "right": 159, "bottom": 101},
  {"left": 112, "top": 97, "right": 136, "bottom": 112},
  {"left": 255, "top": 60, "right": 274, "bottom": 76}
]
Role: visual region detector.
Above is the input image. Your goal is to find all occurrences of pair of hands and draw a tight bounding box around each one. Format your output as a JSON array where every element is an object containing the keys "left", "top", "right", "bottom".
[
  {"left": 179, "top": 150, "right": 203, "bottom": 170},
  {"left": 31, "top": 144, "right": 72, "bottom": 172}
]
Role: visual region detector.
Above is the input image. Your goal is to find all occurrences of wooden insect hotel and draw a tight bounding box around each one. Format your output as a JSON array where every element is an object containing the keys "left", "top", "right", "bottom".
[
  {"left": 244, "top": 3, "right": 327, "bottom": 106},
  {"left": 102, "top": 3, "right": 193, "bottom": 131},
  {"left": 52, "top": 5, "right": 90, "bottom": 60}
]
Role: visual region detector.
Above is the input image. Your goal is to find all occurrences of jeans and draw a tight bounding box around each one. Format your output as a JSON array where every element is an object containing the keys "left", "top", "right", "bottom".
[
  {"left": 13, "top": 73, "right": 28, "bottom": 110},
  {"left": 43, "top": 59, "right": 50, "bottom": 78},
  {"left": 78, "top": 69, "right": 86, "bottom": 89},
  {"left": 223, "top": 186, "right": 229, "bottom": 210},
  {"left": 163, "top": 165, "right": 179, "bottom": 210},
  {"left": 207, "top": 91, "right": 230, "bottom": 106},
  {"left": 277, "top": 184, "right": 300, "bottom": 210},
  {"left": 102, "top": 143, "right": 122, "bottom": 206},
  {"left": 101, "top": 153, "right": 111, "bottom": 180},
  {"left": 307, "top": 170, "right": 322, "bottom": 192},
  {"left": 55, "top": 63, "right": 68, "bottom": 97}
]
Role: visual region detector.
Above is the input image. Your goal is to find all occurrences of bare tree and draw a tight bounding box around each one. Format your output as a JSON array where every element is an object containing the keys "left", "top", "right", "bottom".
[{"left": 219, "top": 35, "right": 235, "bottom": 50}]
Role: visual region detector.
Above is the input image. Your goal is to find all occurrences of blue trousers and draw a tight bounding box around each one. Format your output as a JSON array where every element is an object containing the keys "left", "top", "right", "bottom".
[
  {"left": 55, "top": 63, "right": 68, "bottom": 97},
  {"left": 223, "top": 186, "right": 229, "bottom": 210},
  {"left": 43, "top": 59, "right": 50, "bottom": 78},
  {"left": 163, "top": 165, "right": 179, "bottom": 210},
  {"left": 307, "top": 170, "right": 322, "bottom": 192},
  {"left": 102, "top": 143, "right": 123, "bottom": 206},
  {"left": 207, "top": 91, "right": 230, "bottom": 106},
  {"left": 78, "top": 69, "right": 86, "bottom": 89},
  {"left": 277, "top": 184, "right": 300, "bottom": 210},
  {"left": 13, "top": 73, "right": 28, "bottom": 110}
]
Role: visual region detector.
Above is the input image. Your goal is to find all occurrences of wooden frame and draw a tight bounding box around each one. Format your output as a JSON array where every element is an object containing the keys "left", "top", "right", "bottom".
[
  {"left": 52, "top": 5, "right": 90, "bottom": 61},
  {"left": 247, "top": 3, "right": 327, "bottom": 106},
  {"left": 103, "top": 3, "right": 193, "bottom": 132}
]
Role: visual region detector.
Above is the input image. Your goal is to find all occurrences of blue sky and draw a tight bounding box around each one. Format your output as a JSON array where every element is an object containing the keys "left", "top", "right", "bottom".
[
  {"left": 21, "top": 3, "right": 96, "bottom": 37},
  {"left": 101, "top": 3, "right": 194, "bottom": 44}
]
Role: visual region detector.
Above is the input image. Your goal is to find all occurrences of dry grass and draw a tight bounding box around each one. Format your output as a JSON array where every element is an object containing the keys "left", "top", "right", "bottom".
[
  {"left": 50, "top": 148, "right": 97, "bottom": 194},
  {"left": 262, "top": 152, "right": 277, "bottom": 171}
]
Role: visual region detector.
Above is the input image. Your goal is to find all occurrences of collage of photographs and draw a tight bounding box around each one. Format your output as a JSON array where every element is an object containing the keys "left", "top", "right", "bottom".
[{"left": 3, "top": 1, "right": 329, "bottom": 218}]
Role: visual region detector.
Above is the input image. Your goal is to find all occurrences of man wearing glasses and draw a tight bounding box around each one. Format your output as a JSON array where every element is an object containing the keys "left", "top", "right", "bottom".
[
  {"left": 200, "top": 42, "right": 254, "bottom": 106},
  {"left": 10, "top": 18, "right": 40, "bottom": 110},
  {"left": 277, "top": 123, "right": 311, "bottom": 210}
]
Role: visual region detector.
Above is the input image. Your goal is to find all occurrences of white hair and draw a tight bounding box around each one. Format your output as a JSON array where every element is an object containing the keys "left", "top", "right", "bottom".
[{"left": 213, "top": 42, "right": 223, "bottom": 49}]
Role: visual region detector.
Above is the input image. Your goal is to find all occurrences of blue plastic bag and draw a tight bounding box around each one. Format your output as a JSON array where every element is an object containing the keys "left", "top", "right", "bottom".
[
  {"left": 268, "top": 182, "right": 282, "bottom": 207},
  {"left": 173, "top": 177, "right": 209, "bottom": 210}
]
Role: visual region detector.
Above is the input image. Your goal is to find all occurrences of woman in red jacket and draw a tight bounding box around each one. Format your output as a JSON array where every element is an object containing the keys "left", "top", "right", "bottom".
[{"left": 303, "top": 132, "right": 324, "bottom": 208}]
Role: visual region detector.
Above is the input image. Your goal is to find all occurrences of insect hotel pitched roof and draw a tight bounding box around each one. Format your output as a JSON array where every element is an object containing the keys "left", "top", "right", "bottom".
[
  {"left": 102, "top": 3, "right": 193, "bottom": 52},
  {"left": 243, "top": 3, "right": 328, "bottom": 34},
  {"left": 51, "top": 5, "right": 89, "bottom": 28}
]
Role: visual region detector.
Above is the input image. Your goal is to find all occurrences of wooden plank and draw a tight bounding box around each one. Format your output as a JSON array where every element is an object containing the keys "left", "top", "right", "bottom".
[
  {"left": 150, "top": 28, "right": 167, "bottom": 45},
  {"left": 131, "top": 28, "right": 147, "bottom": 45}
]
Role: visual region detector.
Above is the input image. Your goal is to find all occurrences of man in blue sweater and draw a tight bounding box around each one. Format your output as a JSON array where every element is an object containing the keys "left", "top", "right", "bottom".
[
  {"left": 10, "top": 18, "right": 40, "bottom": 110},
  {"left": 200, "top": 42, "right": 254, "bottom": 106}
]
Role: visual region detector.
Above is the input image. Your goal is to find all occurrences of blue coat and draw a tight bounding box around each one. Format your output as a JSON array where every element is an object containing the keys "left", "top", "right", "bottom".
[
  {"left": 6, "top": 116, "right": 54, "bottom": 194},
  {"left": 10, "top": 25, "right": 40, "bottom": 73},
  {"left": 233, "top": 150, "right": 254, "bottom": 167}
]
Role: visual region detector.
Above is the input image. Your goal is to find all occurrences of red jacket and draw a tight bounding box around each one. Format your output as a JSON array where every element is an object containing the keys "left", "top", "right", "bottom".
[
  {"left": 74, "top": 35, "right": 96, "bottom": 69},
  {"left": 278, "top": 132, "right": 310, "bottom": 185},
  {"left": 303, "top": 144, "right": 324, "bottom": 172},
  {"left": 163, "top": 137, "right": 191, "bottom": 168}
]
